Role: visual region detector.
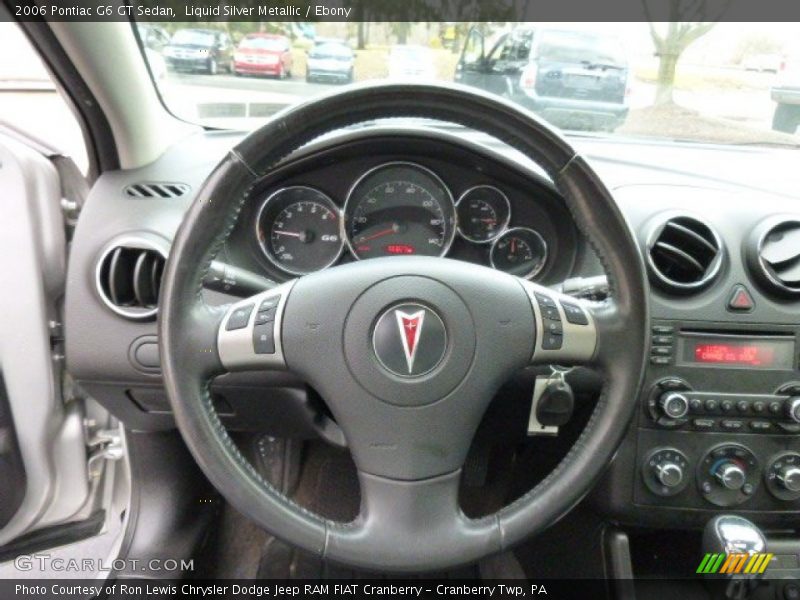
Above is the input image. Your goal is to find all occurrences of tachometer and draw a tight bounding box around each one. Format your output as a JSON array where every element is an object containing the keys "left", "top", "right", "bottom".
[
  {"left": 256, "top": 186, "right": 343, "bottom": 275},
  {"left": 344, "top": 162, "right": 455, "bottom": 260}
]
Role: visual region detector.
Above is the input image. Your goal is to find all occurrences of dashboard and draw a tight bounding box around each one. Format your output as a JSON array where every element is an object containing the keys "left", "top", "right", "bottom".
[{"left": 62, "top": 122, "right": 800, "bottom": 531}]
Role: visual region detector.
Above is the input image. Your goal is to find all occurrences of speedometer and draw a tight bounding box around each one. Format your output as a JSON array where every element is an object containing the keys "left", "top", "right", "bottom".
[{"left": 344, "top": 162, "right": 456, "bottom": 260}]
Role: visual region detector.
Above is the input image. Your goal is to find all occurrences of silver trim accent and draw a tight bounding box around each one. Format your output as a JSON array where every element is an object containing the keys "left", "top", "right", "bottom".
[
  {"left": 254, "top": 185, "right": 344, "bottom": 276},
  {"left": 754, "top": 217, "right": 800, "bottom": 296},
  {"left": 490, "top": 227, "right": 548, "bottom": 280},
  {"left": 523, "top": 281, "right": 598, "bottom": 364},
  {"left": 455, "top": 184, "right": 511, "bottom": 244},
  {"left": 342, "top": 161, "right": 457, "bottom": 260},
  {"left": 644, "top": 212, "right": 724, "bottom": 292},
  {"left": 94, "top": 234, "right": 169, "bottom": 320},
  {"left": 217, "top": 281, "right": 295, "bottom": 371}
]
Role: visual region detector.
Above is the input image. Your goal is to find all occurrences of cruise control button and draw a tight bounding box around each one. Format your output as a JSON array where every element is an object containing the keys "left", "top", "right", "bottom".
[
  {"left": 253, "top": 323, "right": 275, "bottom": 354},
  {"left": 254, "top": 308, "right": 276, "bottom": 325},
  {"left": 259, "top": 295, "right": 281, "bottom": 312},
  {"left": 560, "top": 301, "right": 588, "bottom": 325},
  {"left": 543, "top": 318, "right": 563, "bottom": 336},
  {"left": 225, "top": 303, "right": 254, "bottom": 331},
  {"left": 721, "top": 419, "right": 744, "bottom": 431}
]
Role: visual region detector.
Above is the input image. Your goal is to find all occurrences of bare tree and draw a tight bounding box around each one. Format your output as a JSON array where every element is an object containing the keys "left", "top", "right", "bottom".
[{"left": 643, "top": 0, "right": 731, "bottom": 104}]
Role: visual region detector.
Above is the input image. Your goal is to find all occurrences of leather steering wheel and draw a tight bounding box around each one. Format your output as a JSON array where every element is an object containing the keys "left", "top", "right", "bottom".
[{"left": 159, "top": 82, "right": 648, "bottom": 572}]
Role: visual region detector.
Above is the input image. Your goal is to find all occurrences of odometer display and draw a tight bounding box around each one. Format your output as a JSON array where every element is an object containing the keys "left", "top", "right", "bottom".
[
  {"left": 344, "top": 162, "right": 456, "bottom": 260},
  {"left": 256, "top": 186, "right": 343, "bottom": 275}
]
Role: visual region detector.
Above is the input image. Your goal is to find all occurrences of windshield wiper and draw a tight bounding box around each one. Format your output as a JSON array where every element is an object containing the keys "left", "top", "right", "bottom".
[{"left": 580, "top": 60, "right": 624, "bottom": 70}]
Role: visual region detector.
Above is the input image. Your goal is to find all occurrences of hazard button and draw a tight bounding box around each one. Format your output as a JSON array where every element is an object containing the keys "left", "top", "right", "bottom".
[{"left": 727, "top": 285, "right": 754, "bottom": 312}]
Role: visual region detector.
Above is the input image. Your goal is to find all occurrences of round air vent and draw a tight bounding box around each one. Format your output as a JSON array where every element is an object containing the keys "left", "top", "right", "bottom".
[
  {"left": 646, "top": 215, "right": 724, "bottom": 293},
  {"left": 747, "top": 218, "right": 800, "bottom": 298},
  {"left": 95, "top": 237, "right": 168, "bottom": 320}
]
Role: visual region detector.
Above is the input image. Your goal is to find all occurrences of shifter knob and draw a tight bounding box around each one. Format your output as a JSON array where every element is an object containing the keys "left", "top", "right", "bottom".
[{"left": 703, "top": 515, "right": 766, "bottom": 556}]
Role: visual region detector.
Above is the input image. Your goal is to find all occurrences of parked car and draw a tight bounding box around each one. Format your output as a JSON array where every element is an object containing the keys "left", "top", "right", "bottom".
[
  {"left": 136, "top": 24, "right": 170, "bottom": 52},
  {"left": 455, "top": 26, "right": 629, "bottom": 131},
  {"left": 233, "top": 34, "right": 293, "bottom": 79},
  {"left": 387, "top": 45, "right": 436, "bottom": 80},
  {"left": 163, "top": 28, "right": 234, "bottom": 75},
  {"left": 306, "top": 40, "right": 354, "bottom": 83},
  {"left": 771, "top": 52, "right": 800, "bottom": 133}
]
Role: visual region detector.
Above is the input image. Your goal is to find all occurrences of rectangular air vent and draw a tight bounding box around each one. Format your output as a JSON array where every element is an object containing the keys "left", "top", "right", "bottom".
[{"left": 124, "top": 183, "right": 190, "bottom": 199}]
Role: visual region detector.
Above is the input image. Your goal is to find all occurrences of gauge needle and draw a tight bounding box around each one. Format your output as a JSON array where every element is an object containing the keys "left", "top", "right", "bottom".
[
  {"left": 359, "top": 227, "right": 396, "bottom": 243},
  {"left": 275, "top": 230, "right": 310, "bottom": 243}
]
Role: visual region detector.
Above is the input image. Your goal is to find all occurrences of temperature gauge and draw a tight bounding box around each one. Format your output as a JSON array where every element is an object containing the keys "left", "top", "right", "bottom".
[
  {"left": 490, "top": 227, "right": 548, "bottom": 279},
  {"left": 456, "top": 185, "right": 511, "bottom": 243}
]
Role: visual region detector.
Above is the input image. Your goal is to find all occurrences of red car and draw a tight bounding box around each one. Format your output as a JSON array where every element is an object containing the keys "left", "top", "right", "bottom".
[{"left": 233, "top": 34, "right": 293, "bottom": 78}]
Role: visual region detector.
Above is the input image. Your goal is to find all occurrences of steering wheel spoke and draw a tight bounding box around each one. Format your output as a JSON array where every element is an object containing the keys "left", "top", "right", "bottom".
[
  {"left": 216, "top": 281, "right": 296, "bottom": 372},
  {"left": 326, "top": 469, "right": 499, "bottom": 571}
]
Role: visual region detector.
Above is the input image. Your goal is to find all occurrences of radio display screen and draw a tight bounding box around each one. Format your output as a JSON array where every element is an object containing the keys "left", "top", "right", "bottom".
[{"left": 678, "top": 333, "right": 796, "bottom": 370}]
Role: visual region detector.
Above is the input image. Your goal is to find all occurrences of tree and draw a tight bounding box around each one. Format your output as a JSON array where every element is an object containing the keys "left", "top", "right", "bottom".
[{"left": 642, "top": 0, "right": 730, "bottom": 104}]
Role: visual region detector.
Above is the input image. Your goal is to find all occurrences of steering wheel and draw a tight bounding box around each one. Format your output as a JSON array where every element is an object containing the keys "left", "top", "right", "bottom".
[{"left": 159, "top": 82, "right": 648, "bottom": 572}]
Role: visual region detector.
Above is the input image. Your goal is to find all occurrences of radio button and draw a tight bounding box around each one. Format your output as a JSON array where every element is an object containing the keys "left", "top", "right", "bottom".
[
  {"left": 652, "top": 335, "right": 673, "bottom": 345},
  {"left": 690, "top": 398, "right": 704, "bottom": 412},
  {"left": 750, "top": 421, "right": 772, "bottom": 432},
  {"left": 660, "top": 392, "right": 689, "bottom": 419},
  {"left": 721, "top": 399, "right": 735, "bottom": 412},
  {"left": 769, "top": 401, "right": 783, "bottom": 415},
  {"left": 650, "top": 356, "right": 670, "bottom": 365},
  {"left": 652, "top": 346, "right": 672, "bottom": 356},
  {"left": 752, "top": 401, "right": 766, "bottom": 414},
  {"left": 704, "top": 399, "right": 719, "bottom": 412},
  {"left": 721, "top": 419, "right": 744, "bottom": 431},
  {"left": 736, "top": 400, "right": 750, "bottom": 413},
  {"left": 694, "top": 418, "right": 715, "bottom": 429},
  {"left": 652, "top": 325, "right": 675, "bottom": 334}
]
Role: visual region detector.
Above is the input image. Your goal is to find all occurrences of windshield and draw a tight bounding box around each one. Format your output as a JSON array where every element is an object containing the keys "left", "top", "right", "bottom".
[
  {"left": 310, "top": 43, "right": 353, "bottom": 58},
  {"left": 240, "top": 37, "right": 286, "bottom": 51},
  {"left": 170, "top": 30, "right": 215, "bottom": 46},
  {"left": 139, "top": 22, "right": 800, "bottom": 146}
]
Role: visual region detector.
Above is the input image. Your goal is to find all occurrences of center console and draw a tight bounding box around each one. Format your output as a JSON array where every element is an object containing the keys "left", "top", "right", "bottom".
[{"left": 593, "top": 319, "right": 800, "bottom": 526}]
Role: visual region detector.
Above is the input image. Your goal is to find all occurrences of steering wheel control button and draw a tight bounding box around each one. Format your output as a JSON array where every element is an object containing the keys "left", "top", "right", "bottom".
[
  {"left": 372, "top": 303, "right": 447, "bottom": 378},
  {"left": 697, "top": 443, "right": 759, "bottom": 507},
  {"left": 541, "top": 332, "right": 563, "bottom": 350},
  {"left": 727, "top": 284, "right": 755, "bottom": 312},
  {"left": 225, "top": 303, "right": 254, "bottom": 331},
  {"left": 255, "top": 309, "right": 276, "bottom": 325},
  {"left": 253, "top": 323, "right": 276, "bottom": 354},
  {"left": 543, "top": 319, "right": 563, "bottom": 336},
  {"left": 259, "top": 296, "right": 281, "bottom": 312},
  {"left": 560, "top": 301, "right": 588, "bottom": 325},
  {"left": 643, "top": 448, "right": 690, "bottom": 497}
]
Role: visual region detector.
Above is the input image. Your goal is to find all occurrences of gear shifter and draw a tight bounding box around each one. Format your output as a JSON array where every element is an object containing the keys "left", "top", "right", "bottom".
[{"left": 703, "top": 515, "right": 767, "bottom": 600}]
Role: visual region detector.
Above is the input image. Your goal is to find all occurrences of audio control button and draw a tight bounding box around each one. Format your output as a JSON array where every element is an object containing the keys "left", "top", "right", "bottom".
[
  {"left": 750, "top": 421, "right": 772, "bottom": 432},
  {"left": 694, "top": 418, "right": 715, "bottom": 429},
  {"left": 769, "top": 401, "right": 783, "bottom": 415},
  {"left": 786, "top": 397, "right": 800, "bottom": 423},
  {"left": 721, "top": 419, "right": 744, "bottom": 431},
  {"left": 736, "top": 400, "right": 749, "bottom": 413},
  {"left": 690, "top": 398, "right": 703, "bottom": 412},
  {"left": 660, "top": 392, "right": 689, "bottom": 419},
  {"left": 704, "top": 399, "right": 718, "bottom": 412},
  {"left": 752, "top": 401, "right": 766, "bottom": 413},
  {"left": 720, "top": 399, "right": 734, "bottom": 412}
]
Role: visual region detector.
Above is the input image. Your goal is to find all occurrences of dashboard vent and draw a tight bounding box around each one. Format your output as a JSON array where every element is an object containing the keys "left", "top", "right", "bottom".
[
  {"left": 96, "top": 239, "right": 167, "bottom": 320},
  {"left": 124, "top": 182, "right": 190, "bottom": 199},
  {"left": 647, "top": 215, "right": 723, "bottom": 292},
  {"left": 752, "top": 219, "right": 800, "bottom": 297}
]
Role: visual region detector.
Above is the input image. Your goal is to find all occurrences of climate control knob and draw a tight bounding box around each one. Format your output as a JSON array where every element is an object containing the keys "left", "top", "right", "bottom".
[
  {"left": 656, "top": 462, "right": 684, "bottom": 488},
  {"left": 659, "top": 392, "right": 689, "bottom": 419},
  {"left": 777, "top": 466, "right": 800, "bottom": 493},
  {"left": 765, "top": 452, "right": 800, "bottom": 501},
  {"left": 715, "top": 462, "right": 746, "bottom": 491}
]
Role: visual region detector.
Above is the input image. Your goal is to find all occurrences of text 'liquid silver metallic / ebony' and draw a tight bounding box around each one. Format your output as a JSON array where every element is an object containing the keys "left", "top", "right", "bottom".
[{"left": 372, "top": 303, "right": 447, "bottom": 378}]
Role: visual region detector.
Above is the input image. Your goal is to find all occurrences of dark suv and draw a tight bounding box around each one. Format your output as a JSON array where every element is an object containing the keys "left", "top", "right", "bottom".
[
  {"left": 164, "top": 28, "right": 234, "bottom": 75},
  {"left": 455, "top": 26, "right": 629, "bottom": 131}
]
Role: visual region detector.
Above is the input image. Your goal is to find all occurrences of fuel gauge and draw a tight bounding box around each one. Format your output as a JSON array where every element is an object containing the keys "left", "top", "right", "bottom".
[
  {"left": 490, "top": 227, "right": 548, "bottom": 279},
  {"left": 456, "top": 185, "right": 511, "bottom": 243}
]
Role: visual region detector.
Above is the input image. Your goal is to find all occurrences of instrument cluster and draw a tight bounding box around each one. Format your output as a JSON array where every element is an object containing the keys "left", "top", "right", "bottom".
[{"left": 255, "top": 161, "right": 549, "bottom": 279}]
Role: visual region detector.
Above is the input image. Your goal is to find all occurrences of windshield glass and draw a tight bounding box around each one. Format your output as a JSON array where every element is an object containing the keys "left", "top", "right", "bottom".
[
  {"left": 240, "top": 37, "right": 285, "bottom": 51},
  {"left": 170, "top": 30, "right": 215, "bottom": 46},
  {"left": 139, "top": 22, "right": 800, "bottom": 146}
]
